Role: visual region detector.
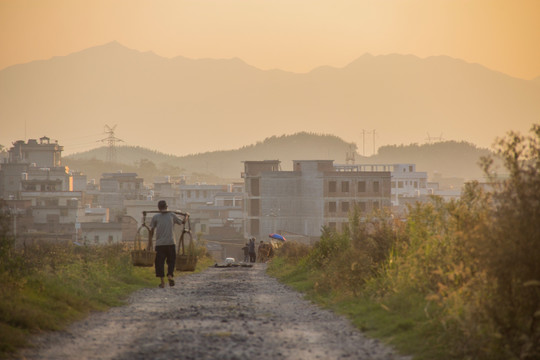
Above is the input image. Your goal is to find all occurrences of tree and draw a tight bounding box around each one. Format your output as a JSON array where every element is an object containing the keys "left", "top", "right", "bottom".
[{"left": 478, "top": 123, "right": 540, "bottom": 359}]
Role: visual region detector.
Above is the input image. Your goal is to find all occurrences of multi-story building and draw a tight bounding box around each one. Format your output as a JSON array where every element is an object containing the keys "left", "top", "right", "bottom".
[
  {"left": 0, "top": 137, "right": 71, "bottom": 199},
  {"left": 96, "top": 172, "right": 145, "bottom": 220},
  {"left": 243, "top": 160, "right": 392, "bottom": 241},
  {"left": 19, "top": 191, "right": 82, "bottom": 234},
  {"left": 355, "top": 164, "right": 429, "bottom": 206}
]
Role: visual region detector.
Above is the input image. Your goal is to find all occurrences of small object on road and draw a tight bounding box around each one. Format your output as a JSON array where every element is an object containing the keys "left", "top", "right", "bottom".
[
  {"left": 225, "top": 257, "right": 235, "bottom": 264},
  {"left": 214, "top": 262, "right": 253, "bottom": 268}
]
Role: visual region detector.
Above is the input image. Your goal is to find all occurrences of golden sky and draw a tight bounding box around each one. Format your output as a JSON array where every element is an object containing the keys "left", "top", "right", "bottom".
[{"left": 1, "top": 0, "right": 540, "bottom": 80}]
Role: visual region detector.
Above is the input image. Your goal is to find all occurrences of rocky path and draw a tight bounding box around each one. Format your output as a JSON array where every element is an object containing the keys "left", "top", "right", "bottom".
[{"left": 19, "top": 264, "right": 409, "bottom": 360}]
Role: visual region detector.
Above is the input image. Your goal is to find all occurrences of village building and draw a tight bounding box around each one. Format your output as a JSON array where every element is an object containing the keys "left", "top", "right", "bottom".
[{"left": 242, "top": 160, "right": 392, "bottom": 241}]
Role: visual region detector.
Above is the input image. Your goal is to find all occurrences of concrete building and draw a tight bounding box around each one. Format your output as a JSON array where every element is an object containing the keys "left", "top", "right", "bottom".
[
  {"left": 19, "top": 191, "right": 82, "bottom": 234},
  {"left": 354, "top": 164, "right": 429, "bottom": 206},
  {"left": 96, "top": 172, "right": 145, "bottom": 220},
  {"left": 80, "top": 222, "right": 123, "bottom": 245},
  {"left": 7, "top": 136, "right": 63, "bottom": 167},
  {"left": 0, "top": 137, "right": 71, "bottom": 199},
  {"left": 243, "top": 160, "right": 392, "bottom": 241}
]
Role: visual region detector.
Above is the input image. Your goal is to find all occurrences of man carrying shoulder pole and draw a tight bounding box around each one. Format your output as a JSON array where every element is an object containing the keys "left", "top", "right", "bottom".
[{"left": 149, "top": 200, "right": 184, "bottom": 288}]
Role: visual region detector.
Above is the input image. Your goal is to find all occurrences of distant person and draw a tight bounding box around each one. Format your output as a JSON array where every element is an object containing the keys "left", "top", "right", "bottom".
[
  {"left": 257, "top": 241, "right": 265, "bottom": 263},
  {"left": 249, "top": 237, "right": 257, "bottom": 263},
  {"left": 242, "top": 243, "right": 249, "bottom": 262},
  {"left": 149, "top": 200, "right": 183, "bottom": 288}
]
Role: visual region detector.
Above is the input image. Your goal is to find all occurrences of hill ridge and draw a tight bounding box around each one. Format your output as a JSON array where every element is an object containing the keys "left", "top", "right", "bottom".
[{"left": 64, "top": 132, "right": 491, "bottom": 183}]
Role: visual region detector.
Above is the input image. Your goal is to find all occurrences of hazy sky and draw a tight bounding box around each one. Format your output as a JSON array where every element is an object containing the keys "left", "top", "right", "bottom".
[{"left": 1, "top": 0, "right": 540, "bottom": 80}]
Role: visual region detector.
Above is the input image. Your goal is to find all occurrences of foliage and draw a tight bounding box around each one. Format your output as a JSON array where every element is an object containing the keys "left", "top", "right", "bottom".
[
  {"left": 273, "top": 241, "right": 311, "bottom": 264},
  {"left": 0, "top": 228, "right": 157, "bottom": 357},
  {"left": 269, "top": 124, "right": 540, "bottom": 360}
]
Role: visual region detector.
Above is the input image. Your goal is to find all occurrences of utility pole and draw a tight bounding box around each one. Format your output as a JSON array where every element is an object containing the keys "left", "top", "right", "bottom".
[
  {"left": 362, "top": 129, "right": 366, "bottom": 156},
  {"left": 372, "top": 129, "right": 376, "bottom": 155}
]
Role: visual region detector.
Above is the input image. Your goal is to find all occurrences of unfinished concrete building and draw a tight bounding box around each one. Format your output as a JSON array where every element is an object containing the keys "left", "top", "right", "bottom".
[{"left": 243, "top": 160, "right": 391, "bottom": 241}]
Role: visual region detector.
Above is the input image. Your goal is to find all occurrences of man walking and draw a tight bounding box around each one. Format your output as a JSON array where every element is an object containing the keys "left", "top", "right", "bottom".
[{"left": 149, "top": 200, "right": 183, "bottom": 288}]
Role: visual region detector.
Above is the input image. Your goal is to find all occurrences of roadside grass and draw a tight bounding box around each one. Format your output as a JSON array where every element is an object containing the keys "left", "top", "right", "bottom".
[
  {"left": 0, "top": 244, "right": 213, "bottom": 359},
  {"left": 267, "top": 258, "right": 451, "bottom": 360}
]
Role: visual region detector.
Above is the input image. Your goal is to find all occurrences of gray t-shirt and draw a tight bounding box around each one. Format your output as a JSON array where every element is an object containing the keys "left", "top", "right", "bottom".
[{"left": 150, "top": 212, "right": 183, "bottom": 247}]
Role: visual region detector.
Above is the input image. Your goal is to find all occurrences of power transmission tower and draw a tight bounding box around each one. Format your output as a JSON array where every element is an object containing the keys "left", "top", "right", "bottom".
[
  {"left": 425, "top": 132, "right": 444, "bottom": 143},
  {"left": 100, "top": 124, "right": 123, "bottom": 163}
]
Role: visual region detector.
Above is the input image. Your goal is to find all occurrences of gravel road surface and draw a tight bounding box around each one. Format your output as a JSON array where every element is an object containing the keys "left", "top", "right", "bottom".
[{"left": 19, "top": 264, "right": 409, "bottom": 360}]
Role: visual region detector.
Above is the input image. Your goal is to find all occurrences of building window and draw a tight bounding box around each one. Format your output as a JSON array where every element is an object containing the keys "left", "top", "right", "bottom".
[
  {"left": 409, "top": 165, "right": 413, "bottom": 172},
  {"left": 250, "top": 219, "right": 259, "bottom": 235},
  {"left": 398, "top": 181, "right": 404, "bottom": 188},
  {"left": 391, "top": 181, "right": 396, "bottom": 189},
  {"left": 358, "top": 181, "right": 366, "bottom": 192},
  {"left": 373, "top": 181, "right": 380, "bottom": 193},
  {"left": 341, "top": 181, "right": 349, "bottom": 193},
  {"left": 108, "top": 235, "right": 114, "bottom": 244},
  {"left": 60, "top": 208, "right": 68, "bottom": 216},
  {"left": 358, "top": 202, "right": 366, "bottom": 212},
  {"left": 329, "top": 181, "right": 336, "bottom": 193},
  {"left": 373, "top": 201, "right": 380, "bottom": 210},
  {"left": 341, "top": 201, "right": 350, "bottom": 213},
  {"left": 201, "top": 224, "right": 207, "bottom": 232},
  {"left": 250, "top": 199, "right": 260, "bottom": 216},
  {"left": 94, "top": 235, "right": 99, "bottom": 244},
  {"left": 251, "top": 178, "right": 260, "bottom": 196},
  {"left": 329, "top": 201, "right": 336, "bottom": 213},
  {"left": 328, "top": 222, "right": 336, "bottom": 230}
]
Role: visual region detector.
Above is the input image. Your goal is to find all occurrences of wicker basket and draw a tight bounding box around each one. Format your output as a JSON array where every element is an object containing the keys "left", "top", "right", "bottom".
[
  {"left": 176, "top": 254, "right": 197, "bottom": 271},
  {"left": 131, "top": 249, "right": 155, "bottom": 267},
  {"left": 131, "top": 224, "right": 156, "bottom": 267},
  {"left": 176, "top": 230, "right": 197, "bottom": 271}
]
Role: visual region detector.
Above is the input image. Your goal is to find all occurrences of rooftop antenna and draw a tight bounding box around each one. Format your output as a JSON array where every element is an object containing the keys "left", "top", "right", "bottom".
[{"left": 99, "top": 124, "right": 123, "bottom": 163}]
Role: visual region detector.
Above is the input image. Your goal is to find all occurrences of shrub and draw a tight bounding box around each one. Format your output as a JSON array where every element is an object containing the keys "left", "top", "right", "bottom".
[{"left": 274, "top": 241, "right": 311, "bottom": 264}]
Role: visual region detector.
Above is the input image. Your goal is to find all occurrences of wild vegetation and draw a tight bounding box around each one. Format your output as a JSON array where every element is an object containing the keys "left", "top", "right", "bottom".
[
  {"left": 269, "top": 124, "right": 540, "bottom": 359},
  {"left": 0, "top": 213, "right": 212, "bottom": 358}
]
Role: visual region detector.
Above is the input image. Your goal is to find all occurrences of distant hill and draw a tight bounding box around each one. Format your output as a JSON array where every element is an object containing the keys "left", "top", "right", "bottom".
[
  {"left": 369, "top": 141, "right": 492, "bottom": 180},
  {"left": 64, "top": 132, "right": 491, "bottom": 183},
  {"left": 1, "top": 42, "right": 539, "bottom": 156},
  {"left": 64, "top": 132, "right": 360, "bottom": 181}
]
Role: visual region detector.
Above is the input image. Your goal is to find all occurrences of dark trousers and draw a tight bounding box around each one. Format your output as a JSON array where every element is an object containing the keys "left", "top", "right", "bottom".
[
  {"left": 155, "top": 244, "right": 176, "bottom": 278},
  {"left": 249, "top": 252, "right": 256, "bottom": 263}
]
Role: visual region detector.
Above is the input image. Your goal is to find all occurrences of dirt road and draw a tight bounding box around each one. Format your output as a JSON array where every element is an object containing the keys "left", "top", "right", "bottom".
[{"left": 19, "top": 264, "right": 409, "bottom": 360}]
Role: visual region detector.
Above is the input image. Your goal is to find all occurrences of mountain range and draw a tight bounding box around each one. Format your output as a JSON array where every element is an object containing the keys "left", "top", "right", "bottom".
[{"left": 1, "top": 41, "right": 539, "bottom": 156}]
